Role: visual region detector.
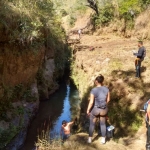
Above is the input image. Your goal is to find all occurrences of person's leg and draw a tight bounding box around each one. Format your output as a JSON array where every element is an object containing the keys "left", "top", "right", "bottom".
[
  {"left": 99, "top": 108, "right": 108, "bottom": 144},
  {"left": 89, "top": 113, "right": 96, "bottom": 137},
  {"left": 139, "top": 66, "right": 141, "bottom": 77},
  {"left": 78, "top": 33, "right": 81, "bottom": 39},
  {"left": 139, "top": 61, "right": 141, "bottom": 77},
  {"left": 63, "top": 134, "right": 70, "bottom": 142},
  {"left": 88, "top": 107, "right": 99, "bottom": 143},
  {"left": 100, "top": 116, "right": 106, "bottom": 137},
  {"left": 136, "top": 60, "right": 141, "bottom": 78},
  {"left": 135, "top": 59, "right": 137, "bottom": 69},
  {"left": 136, "top": 65, "right": 140, "bottom": 77}
]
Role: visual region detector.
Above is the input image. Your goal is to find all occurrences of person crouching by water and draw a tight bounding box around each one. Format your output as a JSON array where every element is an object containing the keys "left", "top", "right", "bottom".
[
  {"left": 87, "top": 74, "right": 110, "bottom": 144},
  {"left": 60, "top": 119, "right": 76, "bottom": 141}
]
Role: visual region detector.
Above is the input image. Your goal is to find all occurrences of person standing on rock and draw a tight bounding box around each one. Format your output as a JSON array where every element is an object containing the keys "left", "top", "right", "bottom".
[
  {"left": 78, "top": 29, "right": 82, "bottom": 39},
  {"left": 87, "top": 75, "right": 110, "bottom": 144},
  {"left": 133, "top": 40, "right": 146, "bottom": 78}
]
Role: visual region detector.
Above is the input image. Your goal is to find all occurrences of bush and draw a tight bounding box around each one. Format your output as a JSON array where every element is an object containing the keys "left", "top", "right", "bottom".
[
  {"left": 140, "top": 0, "right": 150, "bottom": 7},
  {"left": 69, "top": 16, "right": 77, "bottom": 27},
  {"left": 0, "top": 0, "right": 65, "bottom": 49},
  {"left": 60, "top": 9, "right": 68, "bottom": 17},
  {"left": 92, "top": 3, "right": 114, "bottom": 27},
  {"left": 118, "top": 0, "right": 141, "bottom": 20}
]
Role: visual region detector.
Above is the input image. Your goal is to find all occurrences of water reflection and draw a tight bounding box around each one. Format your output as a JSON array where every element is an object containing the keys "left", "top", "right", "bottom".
[{"left": 50, "top": 85, "right": 71, "bottom": 137}]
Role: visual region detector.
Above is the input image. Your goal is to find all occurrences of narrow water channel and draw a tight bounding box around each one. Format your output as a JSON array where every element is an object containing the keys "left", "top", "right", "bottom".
[{"left": 20, "top": 82, "right": 80, "bottom": 150}]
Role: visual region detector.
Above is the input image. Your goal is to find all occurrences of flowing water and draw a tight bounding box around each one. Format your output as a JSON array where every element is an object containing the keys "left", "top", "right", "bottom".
[{"left": 21, "top": 82, "right": 80, "bottom": 150}]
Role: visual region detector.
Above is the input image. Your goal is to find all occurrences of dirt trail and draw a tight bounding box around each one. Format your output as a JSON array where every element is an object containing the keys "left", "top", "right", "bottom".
[{"left": 66, "top": 31, "right": 150, "bottom": 150}]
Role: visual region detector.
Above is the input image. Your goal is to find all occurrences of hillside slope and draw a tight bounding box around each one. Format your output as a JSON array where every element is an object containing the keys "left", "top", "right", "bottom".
[{"left": 67, "top": 8, "right": 150, "bottom": 150}]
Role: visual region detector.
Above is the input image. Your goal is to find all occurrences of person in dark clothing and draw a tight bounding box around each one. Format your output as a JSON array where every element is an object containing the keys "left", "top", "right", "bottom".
[
  {"left": 87, "top": 75, "right": 110, "bottom": 144},
  {"left": 133, "top": 40, "right": 146, "bottom": 78},
  {"left": 146, "top": 101, "right": 150, "bottom": 149}
]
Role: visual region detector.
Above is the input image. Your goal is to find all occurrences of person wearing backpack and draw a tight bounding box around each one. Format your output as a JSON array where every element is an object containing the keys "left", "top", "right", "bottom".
[
  {"left": 86, "top": 75, "right": 110, "bottom": 144},
  {"left": 133, "top": 40, "right": 146, "bottom": 78}
]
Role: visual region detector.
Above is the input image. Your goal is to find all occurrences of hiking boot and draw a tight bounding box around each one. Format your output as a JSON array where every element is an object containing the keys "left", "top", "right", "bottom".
[
  {"left": 87, "top": 137, "right": 92, "bottom": 143},
  {"left": 101, "top": 137, "right": 106, "bottom": 144}
]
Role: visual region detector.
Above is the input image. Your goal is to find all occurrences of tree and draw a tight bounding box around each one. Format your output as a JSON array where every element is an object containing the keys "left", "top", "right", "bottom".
[{"left": 87, "top": 0, "right": 99, "bottom": 15}]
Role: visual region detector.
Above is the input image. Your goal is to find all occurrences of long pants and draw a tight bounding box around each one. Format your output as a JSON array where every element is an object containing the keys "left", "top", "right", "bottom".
[
  {"left": 89, "top": 107, "right": 108, "bottom": 137},
  {"left": 136, "top": 65, "right": 141, "bottom": 77},
  {"left": 135, "top": 59, "right": 141, "bottom": 78}
]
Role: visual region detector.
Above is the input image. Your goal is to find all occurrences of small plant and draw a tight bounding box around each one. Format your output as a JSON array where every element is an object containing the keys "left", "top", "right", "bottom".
[
  {"left": 69, "top": 16, "right": 77, "bottom": 27},
  {"left": 60, "top": 9, "right": 68, "bottom": 17}
]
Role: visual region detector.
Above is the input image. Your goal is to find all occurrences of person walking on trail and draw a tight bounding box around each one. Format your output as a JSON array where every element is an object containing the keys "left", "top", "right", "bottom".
[
  {"left": 133, "top": 40, "right": 146, "bottom": 78},
  {"left": 78, "top": 29, "right": 82, "bottom": 39},
  {"left": 60, "top": 119, "right": 76, "bottom": 141},
  {"left": 87, "top": 75, "right": 110, "bottom": 144}
]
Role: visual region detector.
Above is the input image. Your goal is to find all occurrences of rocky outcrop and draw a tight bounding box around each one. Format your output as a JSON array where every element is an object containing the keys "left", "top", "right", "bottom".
[
  {"left": 0, "top": 44, "right": 45, "bottom": 96},
  {"left": 5, "top": 80, "right": 39, "bottom": 150},
  {"left": 0, "top": 42, "right": 65, "bottom": 149},
  {"left": 38, "top": 58, "right": 59, "bottom": 100}
]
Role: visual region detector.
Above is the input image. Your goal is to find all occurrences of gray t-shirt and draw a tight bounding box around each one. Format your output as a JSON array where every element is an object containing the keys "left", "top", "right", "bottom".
[{"left": 90, "top": 86, "right": 109, "bottom": 107}]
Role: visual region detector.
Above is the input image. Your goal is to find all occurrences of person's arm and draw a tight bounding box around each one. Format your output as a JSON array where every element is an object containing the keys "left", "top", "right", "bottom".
[
  {"left": 68, "top": 117, "right": 78, "bottom": 126},
  {"left": 106, "top": 92, "right": 110, "bottom": 103},
  {"left": 68, "top": 121, "right": 74, "bottom": 126},
  {"left": 134, "top": 48, "right": 143, "bottom": 57},
  {"left": 87, "top": 93, "right": 94, "bottom": 116},
  {"left": 147, "top": 104, "right": 150, "bottom": 125}
]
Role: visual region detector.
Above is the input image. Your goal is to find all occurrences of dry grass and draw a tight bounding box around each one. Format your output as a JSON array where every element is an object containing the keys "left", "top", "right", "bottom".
[
  {"left": 36, "top": 133, "right": 86, "bottom": 150},
  {"left": 70, "top": 33, "right": 150, "bottom": 142},
  {"left": 134, "top": 9, "right": 150, "bottom": 39}
]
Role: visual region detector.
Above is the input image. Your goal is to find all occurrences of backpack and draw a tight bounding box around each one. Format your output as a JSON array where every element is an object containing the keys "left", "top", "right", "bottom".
[{"left": 143, "top": 99, "right": 150, "bottom": 112}]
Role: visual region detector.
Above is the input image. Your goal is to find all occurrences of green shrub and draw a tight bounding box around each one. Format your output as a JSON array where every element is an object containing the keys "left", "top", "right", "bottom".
[
  {"left": 69, "top": 16, "right": 77, "bottom": 27},
  {"left": 118, "top": 0, "right": 141, "bottom": 20},
  {"left": 139, "top": 0, "right": 150, "bottom": 8},
  {"left": 0, "top": 0, "right": 65, "bottom": 50},
  {"left": 92, "top": 2, "right": 114, "bottom": 27},
  {"left": 60, "top": 9, "right": 68, "bottom": 17}
]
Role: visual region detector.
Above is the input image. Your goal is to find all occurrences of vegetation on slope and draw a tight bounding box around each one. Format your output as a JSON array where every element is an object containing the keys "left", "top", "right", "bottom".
[
  {"left": 91, "top": 0, "right": 150, "bottom": 30},
  {"left": 0, "top": 0, "right": 71, "bottom": 148},
  {"left": 0, "top": 0, "right": 69, "bottom": 71}
]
